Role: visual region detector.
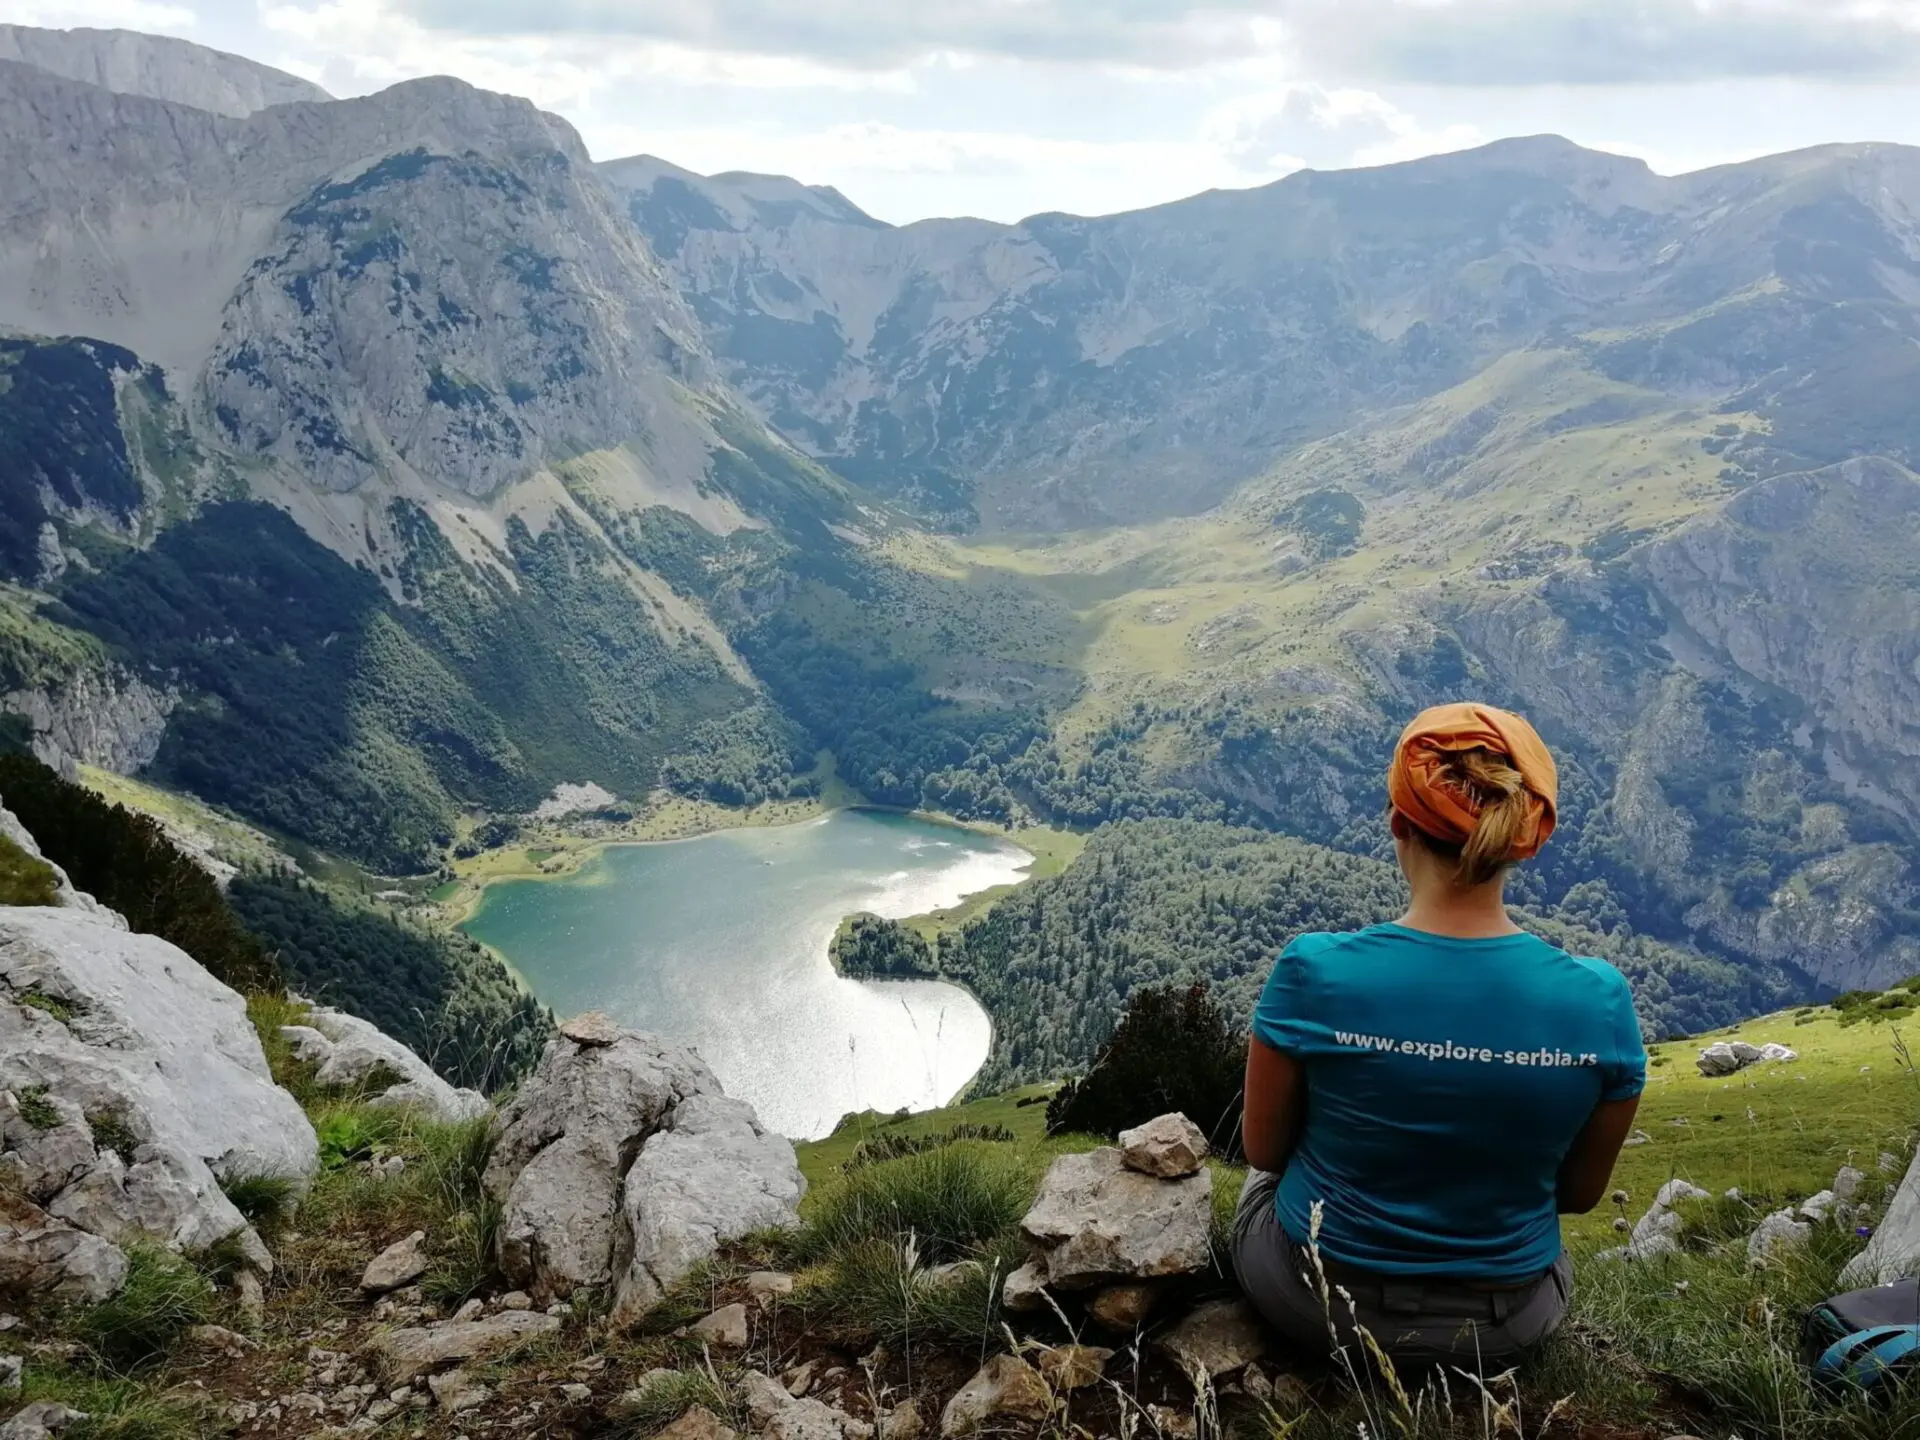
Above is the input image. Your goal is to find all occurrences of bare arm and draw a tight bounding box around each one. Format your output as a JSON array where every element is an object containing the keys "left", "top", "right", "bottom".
[
  {"left": 1556, "top": 1096, "right": 1641, "bottom": 1213},
  {"left": 1241, "top": 1036, "right": 1306, "bottom": 1174}
]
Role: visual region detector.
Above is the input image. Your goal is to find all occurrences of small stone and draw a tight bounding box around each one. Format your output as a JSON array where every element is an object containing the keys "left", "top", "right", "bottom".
[
  {"left": 1147, "top": 1404, "right": 1196, "bottom": 1440},
  {"left": 746, "top": 1270, "right": 796, "bottom": 1305},
  {"left": 1623, "top": 1129, "right": 1651, "bottom": 1146},
  {"left": 235, "top": 1267, "right": 266, "bottom": 1324},
  {"left": 450, "top": 1298, "right": 485, "bottom": 1325},
  {"left": 1087, "top": 1283, "right": 1158, "bottom": 1331},
  {"left": 559, "top": 1011, "right": 622, "bottom": 1047},
  {"left": 690, "top": 1301, "right": 749, "bottom": 1348},
  {"left": 657, "top": 1405, "right": 741, "bottom": 1440},
  {"left": 1240, "top": 1367, "right": 1271, "bottom": 1404},
  {"left": 495, "top": 1290, "right": 533, "bottom": 1311},
  {"left": 1118, "top": 1113, "right": 1209, "bottom": 1178},
  {"left": 0, "top": 1315, "right": 16, "bottom": 1331},
  {"left": 364, "top": 1399, "right": 400, "bottom": 1423},
  {"left": 0, "top": 1402, "right": 89, "bottom": 1437},
  {"left": 570, "top": 1355, "right": 608, "bottom": 1375},
  {"left": 559, "top": 1383, "right": 593, "bottom": 1404},
  {"left": 428, "top": 1369, "right": 491, "bottom": 1414},
  {"left": 1747, "top": 1209, "right": 1813, "bottom": 1265},
  {"left": 878, "top": 1399, "right": 924, "bottom": 1440},
  {"left": 362, "top": 1311, "right": 562, "bottom": 1386},
  {"left": 1270, "top": 1376, "right": 1312, "bottom": 1412},
  {"left": 1036, "top": 1344, "right": 1112, "bottom": 1390},
  {"left": 1156, "top": 1299, "right": 1268, "bottom": 1381},
  {"left": 1833, "top": 1166, "right": 1867, "bottom": 1204},
  {"left": 361, "top": 1232, "right": 430, "bottom": 1295},
  {"left": 0, "top": 1353, "right": 20, "bottom": 1393},
  {"left": 1797, "top": 1190, "right": 1837, "bottom": 1224},
  {"left": 188, "top": 1324, "right": 256, "bottom": 1356},
  {"left": 940, "top": 1354, "right": 1051, "bottom": 1436},
  {"left": 782, "top": 1360, "right": 820, "bottom": 1396},
  {"left": 1000, "top": 1261, "right": 1048, "bottom": 1313},
  {"left": 1880, "top": 1151, "right": 1903, "bottom": 1175}
]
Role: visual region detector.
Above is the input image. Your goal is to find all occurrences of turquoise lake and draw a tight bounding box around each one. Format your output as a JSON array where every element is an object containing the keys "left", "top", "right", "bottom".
[{"left": 462, "top": 810, "right": 1030, "bottom": 1138}]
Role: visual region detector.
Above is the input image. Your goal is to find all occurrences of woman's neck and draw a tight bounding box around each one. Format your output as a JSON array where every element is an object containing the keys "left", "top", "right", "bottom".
[{"left": 1397, "top": 884, "right": 1523, "bottom": 940}]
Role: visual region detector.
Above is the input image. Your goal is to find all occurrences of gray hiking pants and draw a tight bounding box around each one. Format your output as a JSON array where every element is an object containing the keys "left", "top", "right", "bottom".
[{"left": 1231, "top": 1169, "right": 1572, "bottom": 1370}]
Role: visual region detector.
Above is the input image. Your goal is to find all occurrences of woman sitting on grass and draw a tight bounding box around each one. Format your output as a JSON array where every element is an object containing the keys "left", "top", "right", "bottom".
[{"left": 1234, "top": 702, "right": 1647, "bottom": 1367}]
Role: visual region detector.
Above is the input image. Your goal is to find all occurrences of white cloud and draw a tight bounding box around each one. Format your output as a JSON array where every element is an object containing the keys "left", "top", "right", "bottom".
[
  {"left": 0, "top": 0, "right": 197, "bottom": 28},
  {"left": 1201, "top": 83, "right": 1483, "bottom": 176}
]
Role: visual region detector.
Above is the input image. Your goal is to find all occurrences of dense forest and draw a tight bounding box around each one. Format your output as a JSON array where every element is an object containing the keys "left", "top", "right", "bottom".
[
  {"left": 839, "top": 818, "right": 1799, "bottom": 1094},
  {"left": 228, "top": 873, "right": 550, "bottom": 1093},
  {"left": 0, "top": 748, "right": 548, "bottom": 1092}
]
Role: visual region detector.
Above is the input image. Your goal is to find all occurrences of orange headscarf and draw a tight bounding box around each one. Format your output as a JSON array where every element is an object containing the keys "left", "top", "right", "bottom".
[{"left": 1387, "top": 702, "right": 1558, "bottom": 861}]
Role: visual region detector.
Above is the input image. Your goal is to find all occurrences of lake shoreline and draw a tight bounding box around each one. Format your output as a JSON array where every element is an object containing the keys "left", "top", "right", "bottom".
[
  {"left": 438, "top": 794, "right": 1071, "bottom": 932},
  {"left": 460, "top": 808, "right": 1024, "bottom": 1138}
]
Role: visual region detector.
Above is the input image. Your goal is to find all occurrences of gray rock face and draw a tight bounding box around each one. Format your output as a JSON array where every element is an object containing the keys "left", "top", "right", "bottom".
[
  {"left": 484, "top": 1020, "right": 803, "bottom": 1321},
  {"left": 1840, "top": 1146, "right": 1920, "bottom": 1288},
  {"left": 0, "top": 904, "right": 316, "bottom": 1289},
  {"left": 0, "top": 668, "right": 175, "bottom": 780},
  {"left": 1117, "top": 1113, "right": 1208, "bottom": 1178},
  {"left": 613, "top": 1092, "right": 807, "bottom": 1323},
  {"left": 0, "top": 1187, "right": 126, "bottom": 1303},
  {"left": 291, "top": 1007, "right": 488, "bottom": 1125},
  {"left": 0, "top": 24, "right": 330, "bottom": 116},
  {"left": 1019, "top": 1146, "right": 1212, "bottom": 1288}
]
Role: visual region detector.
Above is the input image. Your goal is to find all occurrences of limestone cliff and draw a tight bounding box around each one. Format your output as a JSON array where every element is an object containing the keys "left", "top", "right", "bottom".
[{"left": 0, "top": 23, "right": 329, "bottom": 117}]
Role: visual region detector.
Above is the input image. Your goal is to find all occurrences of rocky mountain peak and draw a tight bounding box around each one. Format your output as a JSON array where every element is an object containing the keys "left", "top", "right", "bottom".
[{"left": 0, "top": 23, "right": 330, "bottom": 116}]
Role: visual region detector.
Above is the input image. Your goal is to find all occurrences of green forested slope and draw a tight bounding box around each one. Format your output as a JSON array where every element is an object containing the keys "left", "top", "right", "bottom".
[{"left": 838, "top": 819, "right": 1797, "bottom": 1093}]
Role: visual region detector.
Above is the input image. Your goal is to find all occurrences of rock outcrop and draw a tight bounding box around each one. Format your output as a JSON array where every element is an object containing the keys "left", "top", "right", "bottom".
[
  {"left": 482, "top": 1014, "right": 804, "bottom": 1323},
  {"left": 1018, "top": 1133, "right": 1212, "bottom": 1289},
  {"left": 1841, "top": 1145, "right": 1920, "bottom": 1288},
  {"left": 281, "top": 1008, "right": 488, "bottom": 1125},
  {"left": 0, "top": 23, "right": 330, "bottom": 117},
  {"left": 0, "top": 893, "right": 317, "bottom": 1299},
  {"left": 1696, "top": 1041, "right": 1797, "bottom": 1078},
  {"left": 1596, "top": 1179, "right": 1711, "bottom": 1263}
]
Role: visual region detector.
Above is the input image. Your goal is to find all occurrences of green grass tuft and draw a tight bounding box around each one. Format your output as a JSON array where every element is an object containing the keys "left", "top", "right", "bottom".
[
  {"left": 605, "top": 1366, "right": 739, "bottom": 1438},
  {"left": 18, "top": 987, "right": 78, "bottom": 1023},
  {"left": 0, "top": 831, "right": 61, "bottom": 906},
  {"left": 17, "top": 1082, "right": 63, "bottom": 1129},
  {"left": 67, "top": 1242, "right": 215, "bottom": 1371},
  {"left": 17, "top": 1369, "right": 212, "bottom": 1440},
  {"left": 804, "top": 1231, "right": 1027, "bottom": 1351},
  {"left": 218, "top": 1171, "right": 300, "bottom": 1229},
  {"left": 791, "top": 1141, "right": 1042, "bottom": 1265}
]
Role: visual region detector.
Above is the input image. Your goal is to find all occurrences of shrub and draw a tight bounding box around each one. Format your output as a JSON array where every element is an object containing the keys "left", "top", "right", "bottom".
[
  {"left": 1046, "top": 982, "right": 1244, "bottom": 1152},
  {"left": 793, "top": 1142, "right": 1041, "bottom": 1265},
  {"left": 0, "top": 751, "right": 281, "bottom": 992},
  {"left": 68, "top": 1243, "right": 214, "bottom": 1370},
  {"left": 0, "top": 832, "right": 59, "bottom": 905}
]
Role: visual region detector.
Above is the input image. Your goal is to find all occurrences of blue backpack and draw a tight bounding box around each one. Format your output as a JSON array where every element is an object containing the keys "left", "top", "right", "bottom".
[{"left": 1805, "top": 1279, "right": 1920, "bottom": 1394}]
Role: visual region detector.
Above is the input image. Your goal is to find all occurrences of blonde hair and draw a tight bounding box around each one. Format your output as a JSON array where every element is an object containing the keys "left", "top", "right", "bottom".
[{"left": 1406, "top": 746, "right": 1532, "bottom": 888}]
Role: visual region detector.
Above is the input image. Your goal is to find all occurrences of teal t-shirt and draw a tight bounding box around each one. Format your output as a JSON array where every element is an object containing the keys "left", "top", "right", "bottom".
[{"left": 1252, "top": 923, "right": 1647, "bottom": 1281}]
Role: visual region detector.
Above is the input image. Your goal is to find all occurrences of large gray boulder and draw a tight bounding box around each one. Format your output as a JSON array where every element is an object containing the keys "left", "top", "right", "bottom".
[
  {"left": 1841, "top": 1146, "right": 1920, "bottom": 1287},
  {"left": 613, "top": 1092, "right": 807, "bottom": 1323},
  {"left": 0, "top": 903, "right": 317, "bottom": 1295},
  {"left": 484, "top": 1014, "right": 804, "bottom": 1320},
  {"left": 283, "top": 1006, "right": 488, "bottom": 1124},
  {"left": 1019, "top": 1145, "right": 1212, "bottom": 1288}
]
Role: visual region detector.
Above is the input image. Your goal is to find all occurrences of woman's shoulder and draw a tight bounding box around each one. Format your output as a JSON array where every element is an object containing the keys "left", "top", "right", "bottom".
[{"left": 1279, "top": 926, "right": 1397, "bottom": 965}]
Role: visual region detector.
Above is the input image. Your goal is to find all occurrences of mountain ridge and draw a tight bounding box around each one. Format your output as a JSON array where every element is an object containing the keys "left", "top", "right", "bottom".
[{"left": 0, "top": 22, "right": 330, "bottom": 116}]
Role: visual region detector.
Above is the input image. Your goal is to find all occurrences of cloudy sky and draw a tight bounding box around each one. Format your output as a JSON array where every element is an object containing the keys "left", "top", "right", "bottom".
[{"left": 9, "top": 0, "right": 1920, "bottom": 223}]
